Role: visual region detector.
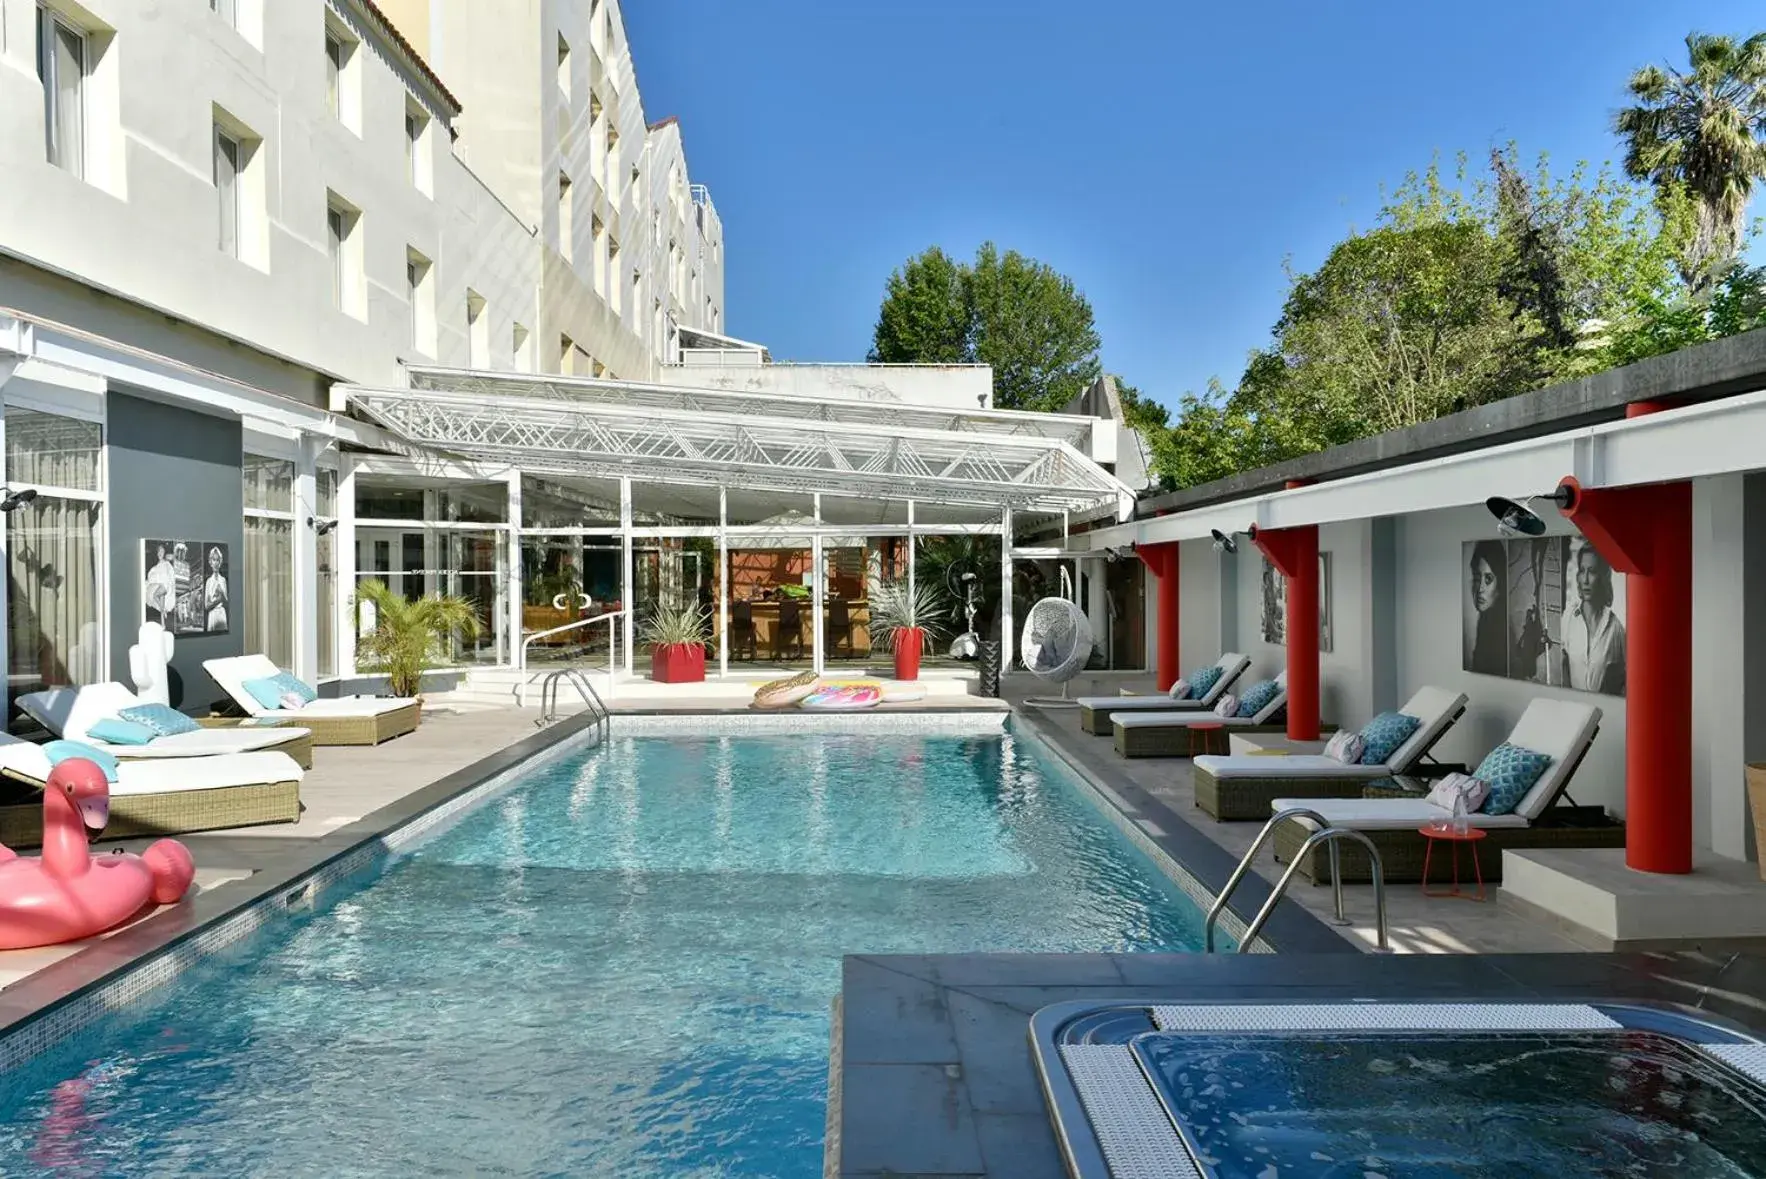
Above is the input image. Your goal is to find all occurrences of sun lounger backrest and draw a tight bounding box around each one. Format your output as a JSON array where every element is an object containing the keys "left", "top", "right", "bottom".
[
  {"left": 1385, "top": 687, "right": 1469, "bottom": 771},
  {"left": 0, "top": 733, "right": 52, "bottom": 784},
  {"left": 1508, "top": 699, "right": 1603, "bottom": 820},
  {"left": 18, "top": 682, "right": 142, "bottom": 742},
  {"left": 204, "top": 654, "right": 284, "bottom": 716},
  {"left": 1198, "top": 654, "right": 1251, "bottom": 705}
]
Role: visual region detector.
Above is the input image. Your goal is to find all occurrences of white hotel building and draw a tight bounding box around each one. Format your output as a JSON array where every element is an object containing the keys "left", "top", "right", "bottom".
[{"left": 0, "top": 0, "right": 1140, "bottom": 719}]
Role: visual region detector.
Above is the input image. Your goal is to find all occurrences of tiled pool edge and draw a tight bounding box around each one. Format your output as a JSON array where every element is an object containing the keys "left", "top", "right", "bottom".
[{"left": 0, "top": 714, "right": 602, "bottom": 1075}]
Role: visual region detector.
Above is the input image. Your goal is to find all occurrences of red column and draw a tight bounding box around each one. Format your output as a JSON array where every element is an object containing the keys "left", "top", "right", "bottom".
[
  {"left": 1137, "top": 543, "right": 1180, "bottom": 691},
  {"left": 1249, "top": 523, "right": 1321, "bottom": 741},
  {"left": 1559, "top": 473, "right": 1693, "bottom": 874}
]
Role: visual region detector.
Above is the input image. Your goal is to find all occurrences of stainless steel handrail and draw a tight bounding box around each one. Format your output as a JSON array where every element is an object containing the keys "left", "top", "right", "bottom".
[
  {"left": 518, "top": 609, "right": 624, "bottom": 705},
  {"left": 1204, "top": 807, "right": 1344, "bottom": 953},
  {"left": 537, "top": 667, "right": 610, "bottom": 740},
  {"left": 1239, "top": 828, "right": 1390, "bottom": 954}
]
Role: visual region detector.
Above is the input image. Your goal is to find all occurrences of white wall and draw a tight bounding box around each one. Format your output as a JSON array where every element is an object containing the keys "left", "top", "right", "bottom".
[{"left": 668, "top": 362, "right": 994, "bottom": 410}]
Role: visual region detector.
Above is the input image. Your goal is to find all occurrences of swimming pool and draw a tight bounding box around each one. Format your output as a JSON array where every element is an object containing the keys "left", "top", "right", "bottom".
[{"left": 0, "top": 725, "right": 1212, "bottom": 1176}]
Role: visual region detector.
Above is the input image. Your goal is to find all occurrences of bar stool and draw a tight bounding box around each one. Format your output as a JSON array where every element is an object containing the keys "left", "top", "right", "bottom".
[{"left": 1188, "top": 722, "right": 1224, "bottom": 758}]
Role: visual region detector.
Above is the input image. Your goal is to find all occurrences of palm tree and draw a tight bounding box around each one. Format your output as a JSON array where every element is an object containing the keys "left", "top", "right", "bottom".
[
  {"left": 1616, "top": 32, "right": 1766, "bottom": 300},
  {"left": 353, "top": 579, "right": 484, "bottom": 697}
]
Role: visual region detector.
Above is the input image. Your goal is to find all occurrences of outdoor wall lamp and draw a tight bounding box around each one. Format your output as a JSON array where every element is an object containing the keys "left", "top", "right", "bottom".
[
  {"left": 1209, "top": 528, "right": 1239, "bottom": 554},
  {"left": 1485, "top": 485, "right": 1575, "bottom": 537},
  {"left": 308, "top": 516, "right": 339, "bottom": 536},
  {"left": 0, "top": 487, "right": 40, "bottom": 512}
]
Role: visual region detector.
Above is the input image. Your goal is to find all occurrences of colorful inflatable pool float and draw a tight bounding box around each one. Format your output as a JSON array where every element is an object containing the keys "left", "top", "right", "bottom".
[
  {"left": 752, "top": 670, "right": 820, "bottom": 709},
  {"left": 800, "top": 681, "right": 884, "bottom": 711}
]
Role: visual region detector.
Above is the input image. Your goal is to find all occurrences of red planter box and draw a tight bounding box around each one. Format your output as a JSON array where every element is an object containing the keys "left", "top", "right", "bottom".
[
  {"left": 651, "top": 643, "right": 706, "bottom": 683},
  {"left": 893, "top": 627, "right": 924, "bottom": 681}
]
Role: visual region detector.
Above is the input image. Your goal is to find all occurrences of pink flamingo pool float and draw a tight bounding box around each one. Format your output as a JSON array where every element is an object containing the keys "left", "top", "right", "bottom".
[{"left": 0, "top": 758, "right": 194, "bottom": 950}]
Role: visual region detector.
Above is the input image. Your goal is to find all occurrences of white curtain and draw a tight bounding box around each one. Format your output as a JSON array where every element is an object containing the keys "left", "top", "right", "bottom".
[
  {"left": 243, "top": 516, "right": 294, "bottom": 669},
  {"left": 7, "top": 496, "right": 102, "bottom": 694}
]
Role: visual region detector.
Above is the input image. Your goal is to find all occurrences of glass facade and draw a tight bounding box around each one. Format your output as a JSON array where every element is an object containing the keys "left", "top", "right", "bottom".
[{"left": 242, "top": 454, "right": 295, "bottom": 669}]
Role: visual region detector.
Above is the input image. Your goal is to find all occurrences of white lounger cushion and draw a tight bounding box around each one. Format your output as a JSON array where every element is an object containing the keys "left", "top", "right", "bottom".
[
  {"left": 0, "top": 735, "right": 302, "bottom": 796},
  {"left": 1075, "top": 653, "right": 1252, "bottom": 712},
  {"left": 206, "top": 654, "right": 410, "bottom": 718},
  {"left": 1271, "top": 797, "right": 1530, "bottom": 831},
  {"left": 1192, "top": 685, "right": 1466, "bottom": 780},
  {"left": 18, "top": 683, "right": 309, "bottom": 757}
]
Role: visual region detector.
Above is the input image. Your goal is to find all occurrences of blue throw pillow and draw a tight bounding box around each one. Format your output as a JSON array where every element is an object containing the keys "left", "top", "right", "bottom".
[
  {"left": 1358, "top": 711, "right": 1423, "bottom": 766},
  {"left": 270, "top": 670, "right": 317, "bottom": 704},
  {"left": 88, "top": 717, "right": 157, "bottom": 746},
  {"left": 118, "top": 702, "right": 200, "bottom": 738},
  {"left": 1186, "top": 665, "right": 1225, "bottom": 700},
  {"left": 241, "top": 676, "right": 290, "bottom": 710},
  {"left": 1475, "top": 743, "right": 1554, "bottom": 816},
  {"left": 1236, "top": 679, "right": 1282, "bottom": 718},
  {"left": 44, "top": 739, "right": 119, "bottom": 782}
]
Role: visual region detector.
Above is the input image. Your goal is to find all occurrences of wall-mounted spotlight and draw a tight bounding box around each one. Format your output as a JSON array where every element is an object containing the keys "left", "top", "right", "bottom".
[
  {"left": 0, "top": 487, "right": 40, "bottom": 513},
  {"left": 1485, "top": 486, "right": 1575, "bottom": 537},
  {"left": 1209, "top": 528, "right": 1238, "bottom": 555},
  {"left": 308, "top": 516, "right": 339, "bottom": 536}
]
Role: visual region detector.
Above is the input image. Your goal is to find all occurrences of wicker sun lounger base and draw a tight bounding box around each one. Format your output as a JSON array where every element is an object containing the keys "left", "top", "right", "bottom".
[
  {"left": 1115, "top": 721, "right": 1335, "bottom": 759},
  {"left": 1270, "top": 810, "right": 1628, "bottom": 884},
  {"left": 1080, "top": 701, "right": 1202, "bottom": 735},
  {"left": 1195, "top": 768, "right": 1394, "bottom": 821},
  {"left": 204, "top": 701, "right": 421, "bottom": 746},
  {"left": 0, "top": 777, "right": 301, "bottom": 847}
]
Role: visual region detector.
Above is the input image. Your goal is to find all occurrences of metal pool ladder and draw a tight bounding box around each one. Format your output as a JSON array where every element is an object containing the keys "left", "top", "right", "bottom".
[
  {"left": 536, "top": 668, "right": 610, "bottom": 742},
  {"left": 1204, "top": 808, "right": 1390, "bottom": 953}
]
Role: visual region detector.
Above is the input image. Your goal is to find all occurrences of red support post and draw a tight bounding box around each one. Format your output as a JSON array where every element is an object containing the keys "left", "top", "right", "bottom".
[
  {"left": 1248, "top": 523, "right": 1321, "bottom": 741},
  {"left": 1559, "top": 474, "right": 1693, "bottom": 874},
  {"left": 1136, "top": 543, "right": 1180, "bottom": 691}
]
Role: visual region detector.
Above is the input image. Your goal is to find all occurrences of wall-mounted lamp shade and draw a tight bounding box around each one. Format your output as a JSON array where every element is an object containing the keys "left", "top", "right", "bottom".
[
  {"left": 1486, "top": 496, "right": 1546, "bottom": 537},
  {"left": 308, "top": 516, "right": 339, "bottom": 536},
  {"left": 0, "top": 487, "right": 40, "bottom": 513},
  {"left": 1210, "top": 528, "right": 1237, "bottom": 554}
]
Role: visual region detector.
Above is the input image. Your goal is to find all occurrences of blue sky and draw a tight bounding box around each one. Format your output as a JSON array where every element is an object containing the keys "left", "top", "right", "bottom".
[{"left": 624, "top": 1, "right": 1764, "bottom": 412}]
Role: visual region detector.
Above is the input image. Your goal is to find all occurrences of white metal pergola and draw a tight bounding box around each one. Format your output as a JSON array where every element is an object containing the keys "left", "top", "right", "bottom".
[{"left": 339, "top": 373, "right": 1135, "bottom": 681}]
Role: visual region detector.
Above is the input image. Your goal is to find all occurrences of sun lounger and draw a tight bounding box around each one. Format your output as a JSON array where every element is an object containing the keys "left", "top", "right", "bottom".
[
  {"left": 204, "top": 655, "right": 421, "bottom": 746},
  {"left": 1112, "top": 672, "right": 1298, "bottom": 758},
  {"left": 1190, "top": 687, "right": 1468, "bottom": 820},
  {"left": 18, "top": 683, "right": 315, "bottom": 770},
  {"left": 1076, "top": 653, "right": 1251, "bottom": 735},
  {"left": 0, "top": 734, "right": 303, "bottom": 846},
  {"left": 1269, "top": 699, "right": 1620, "bottom": 883}
]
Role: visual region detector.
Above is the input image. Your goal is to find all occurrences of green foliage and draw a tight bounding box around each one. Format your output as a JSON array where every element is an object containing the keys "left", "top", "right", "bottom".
[
  {"left": 869, "top": 243, "right": 1102, "bottom": 411},
  {"left": 1616, "top": 32, "right": 1766, "bottom": 299},
  {"left": 867, "top": 577, "right": 950, "bottom": 652},
  {"left": 352, "top": 579, "right": 484, "bottom": 698},
  {"left": 638, "top": 601, "right": 711, "bottom": 649}
]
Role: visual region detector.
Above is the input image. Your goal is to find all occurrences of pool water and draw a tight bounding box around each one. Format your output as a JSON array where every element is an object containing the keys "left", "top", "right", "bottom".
[
  {"left": 1134, "top": 1029, "right": 1766, "bottom": 1178},
  {"left": 0, "top": 730, "right": 1208, "bottom": 1177}
]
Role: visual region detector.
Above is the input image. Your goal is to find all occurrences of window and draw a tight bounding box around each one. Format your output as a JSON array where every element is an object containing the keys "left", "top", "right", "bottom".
[
  {"left": 325, "top": 29, "right": 343, "bottom": 117},
  {"left": 465, "top": 290, "right": 488, "bottom": 369},
  {"left": 324, "top": 20, "right": 361, "bottom": 132},
  {"left": 404, "top": 100, "right": 432, "bottom": 196},
  {"left": 214, "top": 124, "right": 240, "bottom": 257},
  {"left": 406, "top": 248, "right": 435, "bottom": 356},
  {"left": 326, "top": 193, "right": 363, "bottom": 318},
  {"left": 558, "top": 173, "right": 574, "bottom": 262},
  {"left": 512, "top": 322, "right": 531, "bottom": 372},
  {"left": 608, "top": 237, "right": 622, "bottom": 316},
  {"left": 559, "top": 334, "right": 576, "bottom": 374},
  {"left": 315, "top": 468, "right": 338, "bottom": 678},
  {"left": 6, "top": 409, "right": 104, "bottom": 730},
  {"left": 36, "top": 7, "right": 85, "bottom": 178},
  {"left": 242, "top": 455, "right": 295, "bottom": 670},
  {"left": 592, "top": 214, "right": 606, "bottom": 293},
  {"left": 210, "top": 0, "right": 236, "bottom": 26},
  {"left": 556, "top": 34, "right": 570, "bottom": 102}
]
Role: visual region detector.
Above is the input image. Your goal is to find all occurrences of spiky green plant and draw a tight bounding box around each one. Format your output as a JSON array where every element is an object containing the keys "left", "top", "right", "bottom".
[
  {"left": 1616, "top": 31, "right": 1766, "bottom": 299},
  {"left": 868, "top": 578, "right": 949, "bottom": 653},
  {"left": 353, "top": 579, "right": 484, "bottom": 697},
  {"left": 639, "top": 601, "right": 710, "bottom": 649}
]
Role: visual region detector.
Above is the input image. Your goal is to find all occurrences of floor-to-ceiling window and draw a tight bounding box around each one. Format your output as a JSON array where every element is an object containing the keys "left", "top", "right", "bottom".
[
  {"left": 5, "top": 408, "right": 104, "bottom": 730},
  {"left": 242, "top": 453, "right": 295, "bottom": 668},
  {"left": 315, "top": 467, "right": 338, "bottom": 679}
]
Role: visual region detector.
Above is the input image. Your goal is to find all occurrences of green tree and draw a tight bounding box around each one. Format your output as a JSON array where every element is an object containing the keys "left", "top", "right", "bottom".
[
  {"left": 352, "top": 580, "right": 484, "bottom": 697},
  {"left": 868, "top": 244, "right": 1102, "bottom": 411},
  {"left": 1617, "top": 31, "right": 1766, "bottom": 299}
]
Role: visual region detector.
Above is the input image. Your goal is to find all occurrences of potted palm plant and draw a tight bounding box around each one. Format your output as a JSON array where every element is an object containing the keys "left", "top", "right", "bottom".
[
  {"left": 641, "top": 601, "right": 710, "bottom": 683},
  {"left": 353, "top": 579, "right": 484, "bottom": 698},
  {"left": 868, "top": 578, "right": 947, "bottom": 681}
]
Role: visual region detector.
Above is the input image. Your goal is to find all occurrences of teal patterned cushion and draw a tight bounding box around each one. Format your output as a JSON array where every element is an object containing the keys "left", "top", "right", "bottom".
[
  {"left": 1185, "top": 665, "right": 1224, "bottom": 700},
  {"left": 118, "top": 703, "right": 200, "bottom": 738},
  {"left": 1357, "top": 711, "right": 1422, "bottom": 766},
  {"left": 1236, "top": 679, "right": 1282, "bottom": 718},
  {"left": 1474, "top": 743, "right": 1553, "bottom": 816}
]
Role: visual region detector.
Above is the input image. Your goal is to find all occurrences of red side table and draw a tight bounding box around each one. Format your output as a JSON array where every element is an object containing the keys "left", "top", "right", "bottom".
[
  {"left": 1418, "top": 825, "right": 1487, "bottom": 901},
  {"left": 1188, "top": 722, "right": 1224, "bottom": 758}
]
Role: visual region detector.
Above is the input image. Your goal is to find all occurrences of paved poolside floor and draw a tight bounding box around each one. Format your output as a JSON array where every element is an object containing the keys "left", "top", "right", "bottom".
[
  {"left": 1003, "top": 675, "right": 1595, "bottom": 954},
  {"left": 0, "top": 703, "right": 548, "bottom": 992}
]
